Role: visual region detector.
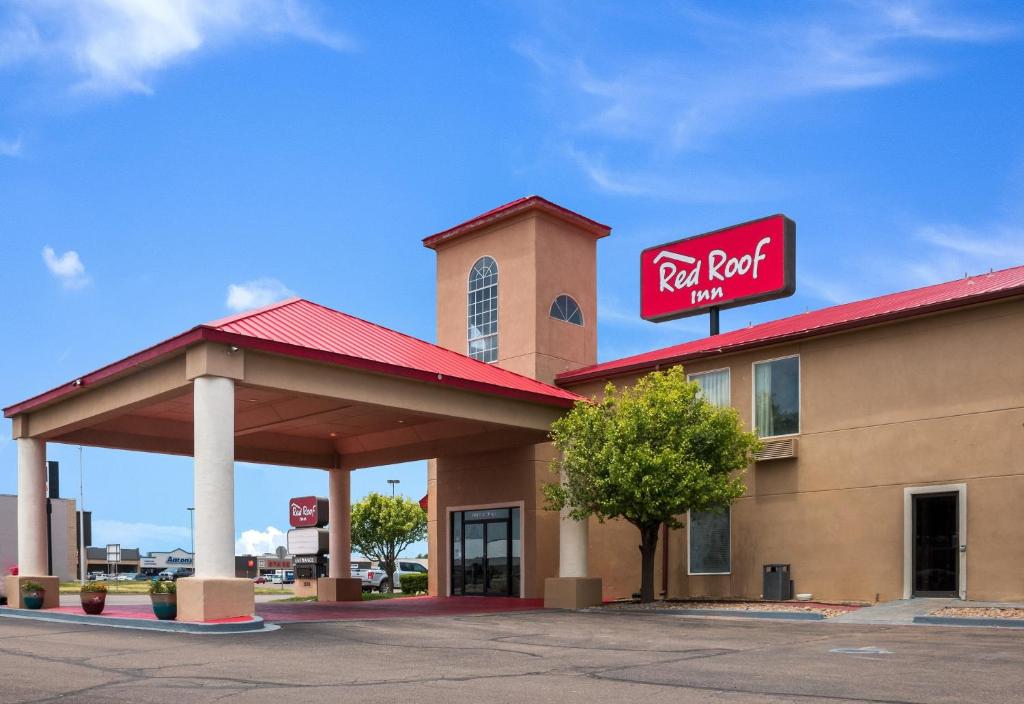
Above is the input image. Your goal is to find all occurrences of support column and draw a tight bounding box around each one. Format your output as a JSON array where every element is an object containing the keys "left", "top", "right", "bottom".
[
  {"left": 543, "top": 504, "right": 603, "bottom": 609},
  {"left": 319, "top": 467, "right": 362, "bottom": 601},
  {"left": 193, "top": 375, "right": 236, "bottom": 579},
  {"left": 6, "top": 438, "right": 59, "bottom": 609},
  {"left": 177, "top": 375, "right": 254, "bottom": 622}
]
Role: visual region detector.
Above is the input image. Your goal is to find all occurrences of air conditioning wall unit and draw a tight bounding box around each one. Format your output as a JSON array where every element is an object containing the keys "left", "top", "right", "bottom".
[{"left": 756, "top": 437, "right": 798, "bottom": 462}]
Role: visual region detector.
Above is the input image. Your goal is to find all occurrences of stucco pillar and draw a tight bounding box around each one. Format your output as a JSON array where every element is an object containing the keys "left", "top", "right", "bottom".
[
  {"left": 193, "top": 375, "right": 236, "bottom": 579},
  {"left": 5, "top": 437, "right": 60, "bottom": 609},
  {"left": 558, "top": 513, "right": 588, "bottom": 578},
  {"left": 543, "top": 478, "right": 602, "bottom": 610},
  {"left": 318, "top": 467, "right": 361, "bottom": 601},
  {"left": 17, "top": 438, "right": 48, "bottom": 576},
  {"left": 328, "top": 468, "right": 351, "bottom": 578},
  {"left": 177, "top": 375, "right": 254, "bottom": 622}
]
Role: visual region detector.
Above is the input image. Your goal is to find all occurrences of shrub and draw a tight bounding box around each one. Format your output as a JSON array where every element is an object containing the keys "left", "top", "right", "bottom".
[
  {"left": 21, "top": 581, "right": 45, "bottom": 593},
  {"left": 81, "top": 581, "right": 108, "bottom": 593},
  {"left": 400, "top": 572, "right": 428, "bottom": 594},
  {"left": 149, "top": 580, "right": 176, "bottom": 595}
]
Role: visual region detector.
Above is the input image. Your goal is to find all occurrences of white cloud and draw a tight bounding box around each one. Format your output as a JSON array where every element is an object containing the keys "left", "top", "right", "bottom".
[
  {"left": 0, "top": 0, "right": 353, "bottom": 95},
  {"left": 92, "top": 519, "right": 190, "bottom": 551},
  {"left": 517, "top": 2, "right": 1013, "bottom": 198},
  {"left": 226, "top": 277, "right": 295, "bottom": 311},
  {"left": 0, "top": 136, "right": 22, "bottom": 157},
  {"left": 42, "top": 245, "right": 90, "bottom": 289},
  {"left": 236, "top": 525, "right": 286, "bottom": 555}
]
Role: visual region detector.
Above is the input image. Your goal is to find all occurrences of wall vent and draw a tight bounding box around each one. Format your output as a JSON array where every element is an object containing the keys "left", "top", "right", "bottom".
[{"left": 756, "top": 437, "right": 798, "bottom": 462}]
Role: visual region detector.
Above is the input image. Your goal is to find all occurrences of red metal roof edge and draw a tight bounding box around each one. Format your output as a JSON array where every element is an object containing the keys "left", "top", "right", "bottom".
[
  {"left": 557, "top": 274, "right": 1024, "bottom": 386},
  {"left": 199, "top": 327, "right": 580, "bottom": 408},
  {"left": 203, "top": 296, "right": 303, "bottom": 329},
  {"left": 3, "top": 327, "right": 206, "bottom": 417},
  {"left": 5, "top": 302, "right": 582, "bottom": 418},
  {"left": 278, "top": 298, "right": 580, "bottom": 402},
  {"left": 422, "top": 195, "right": 612, "bottom": 250}
]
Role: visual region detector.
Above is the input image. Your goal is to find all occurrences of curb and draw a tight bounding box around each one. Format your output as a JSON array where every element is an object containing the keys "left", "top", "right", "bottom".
[
  {"left": 913, "top": 615, "right": 1024, "bottom": 629},
  {"left": 0, "top": 607, "right": 269, "bottom": 634}
]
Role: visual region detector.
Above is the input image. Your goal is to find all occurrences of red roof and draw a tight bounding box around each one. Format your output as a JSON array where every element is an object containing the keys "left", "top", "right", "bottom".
[
  {"left": 557, "top": 265, "right": 1024, "bottom": 385},
  {"left": 5, "top": 298, "right": 581, "bottom": 417},
  {"left": 422, "top": 195, "right": 611, "bottom": 250}
]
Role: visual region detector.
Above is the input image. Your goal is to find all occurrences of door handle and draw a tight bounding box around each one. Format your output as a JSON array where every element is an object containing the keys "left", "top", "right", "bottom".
[{"left": 959, "top": 545, "right": 967, "bottom": 553}]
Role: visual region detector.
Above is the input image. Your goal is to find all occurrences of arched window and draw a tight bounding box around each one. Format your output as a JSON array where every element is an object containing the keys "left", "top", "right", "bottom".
[
  {"left": 549, "top": 294, "right": 583, "bottom": 326},
  {"left": 468, "top": 256, "right": 498, "bottom": 362}
]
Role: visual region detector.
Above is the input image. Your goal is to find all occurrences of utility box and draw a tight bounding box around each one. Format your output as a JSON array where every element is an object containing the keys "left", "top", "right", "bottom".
[{"left": 763, "top": 564, "right": 792, "bottom": 601}]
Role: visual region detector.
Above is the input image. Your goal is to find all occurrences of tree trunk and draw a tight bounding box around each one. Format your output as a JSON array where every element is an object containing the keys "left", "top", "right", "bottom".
[{"left": 638, "top": 522, "right": 661, "bottom": 603}]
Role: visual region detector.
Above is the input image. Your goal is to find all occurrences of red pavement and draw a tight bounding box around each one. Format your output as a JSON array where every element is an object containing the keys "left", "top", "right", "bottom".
[
  {"left": 257, "top": 596, "right": 545, "bottom": 622},
  {"left": 39, "top": 605, "right": 256, "bottom": 623}
]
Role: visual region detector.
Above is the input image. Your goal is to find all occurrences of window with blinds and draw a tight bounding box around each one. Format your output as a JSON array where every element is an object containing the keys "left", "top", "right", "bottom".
[
  {"left": 688, "top": 508, "right": 731, "bottom": 574},
  {"left": 688, "top": 368, "right": 731, "bottom": 408}
]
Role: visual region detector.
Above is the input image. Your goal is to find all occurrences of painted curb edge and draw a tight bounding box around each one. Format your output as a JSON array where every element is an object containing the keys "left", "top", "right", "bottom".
[
  {"left": 913, "top": 615, "right": 1024, "bottom": 628},
  {"left": 0, "top": 607, "right": 267, "bottom": 633}
]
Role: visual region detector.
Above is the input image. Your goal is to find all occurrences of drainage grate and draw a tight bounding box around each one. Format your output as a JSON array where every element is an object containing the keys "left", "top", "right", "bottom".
[{"left": 829, "top": 646, "right": 892, "bottom": 655}]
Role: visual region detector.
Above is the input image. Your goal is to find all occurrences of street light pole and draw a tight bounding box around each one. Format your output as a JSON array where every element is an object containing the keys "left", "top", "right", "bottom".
[
  {"left": 387, "top": 479, "right": 400, "bottom": 497},
  {"left": 78, "top": 446, "right": 86, "bottom": 585},
  {"left": 187, "top": 507, "right": 195, "bottom": 559}
]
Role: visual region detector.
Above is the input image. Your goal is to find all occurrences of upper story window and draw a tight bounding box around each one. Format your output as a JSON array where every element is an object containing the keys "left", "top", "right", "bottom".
[
  {"left": 549, "top": 294, "right": 584, "bottom": 326},
  {"left": 689, "top": 368, "right": 730, "bottom": 408},
  {"left": 468, "top": 256, "right": 498, "bottom": 363},
  {"left": 753, "top": 355, "right": 800, "bottom": 437}
]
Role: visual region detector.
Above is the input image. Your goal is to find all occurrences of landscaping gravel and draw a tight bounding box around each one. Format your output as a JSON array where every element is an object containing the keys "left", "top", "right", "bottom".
[
  {"left": 599, "top": 600, "right": 857, "bottom": 619},
  {"left": 931, "top": 607, "right": 1024, "bottom": 620}
]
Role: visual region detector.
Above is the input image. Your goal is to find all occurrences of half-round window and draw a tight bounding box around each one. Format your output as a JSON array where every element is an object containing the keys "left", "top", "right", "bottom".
[
  {"left": 549, "top": 294, "right": 583, "bottom": 326},
  {"left": 468, "top": 257, "right": 498, "bottom": 362}
]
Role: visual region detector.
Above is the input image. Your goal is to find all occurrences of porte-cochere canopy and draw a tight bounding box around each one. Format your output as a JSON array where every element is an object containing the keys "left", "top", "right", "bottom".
[{"left": 4, "top": 298, "right": 580, "bottom": 469}]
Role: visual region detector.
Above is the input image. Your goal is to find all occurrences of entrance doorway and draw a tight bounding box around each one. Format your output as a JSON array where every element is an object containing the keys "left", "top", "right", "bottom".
[
  {"left": 450, "top": 507, "right": 520, "bottom": 597},
  {"left": 912, "top": 492, "right": 959, "bottom": 597}
]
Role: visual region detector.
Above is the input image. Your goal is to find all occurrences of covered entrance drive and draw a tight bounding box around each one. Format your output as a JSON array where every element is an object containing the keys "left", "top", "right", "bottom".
[{"left": 3, "top": 298, "right": 579, "bottom": 621}]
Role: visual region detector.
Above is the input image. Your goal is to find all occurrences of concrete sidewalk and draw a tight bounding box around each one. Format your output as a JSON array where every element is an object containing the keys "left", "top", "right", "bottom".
[{"left": 830, "top": 598, "right": 1024, "bottom": 625}]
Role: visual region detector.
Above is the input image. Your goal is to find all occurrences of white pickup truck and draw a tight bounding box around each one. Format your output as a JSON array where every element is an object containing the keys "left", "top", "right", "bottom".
[{"left": 351, "top": 560, "right": 428, "bottom": 593}]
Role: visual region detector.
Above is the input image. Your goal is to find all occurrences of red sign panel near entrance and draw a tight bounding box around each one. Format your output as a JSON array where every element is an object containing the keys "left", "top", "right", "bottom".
[
  {"left": 640, "top": 214, "right": 796, "bottom": 322},
  {"left": 289, "top": 496, "right": 328, "bottom": 528}
]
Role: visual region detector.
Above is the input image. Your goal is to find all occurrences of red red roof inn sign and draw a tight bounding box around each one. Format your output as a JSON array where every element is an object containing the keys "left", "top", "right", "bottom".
[{"left": 640, "top": 214, "right": 796, "bottom": 322}]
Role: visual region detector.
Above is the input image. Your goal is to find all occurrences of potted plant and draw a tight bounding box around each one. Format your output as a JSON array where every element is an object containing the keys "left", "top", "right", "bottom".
[
  {"left": 21, "top": 581, "right": 46, "bottom": 610},
  {"left": 80, "top": 581, "right": 107, "bottom": 615},
  {"left": 149, "top": 579, "right": 177, "bottom": 620}
]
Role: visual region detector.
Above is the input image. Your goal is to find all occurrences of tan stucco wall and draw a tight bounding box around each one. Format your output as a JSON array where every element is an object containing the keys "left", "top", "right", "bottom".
[{"left": 570, "top": 298, "right": 1024, "bottom": 602}]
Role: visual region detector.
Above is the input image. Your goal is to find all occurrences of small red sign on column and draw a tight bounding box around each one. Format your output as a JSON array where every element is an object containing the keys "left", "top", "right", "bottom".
[
  {"left": 289, "top": 496, "right": 328, "bottom": 528},
  {"left": 640, "top": 214, "right": 796, "bottom": 322}
]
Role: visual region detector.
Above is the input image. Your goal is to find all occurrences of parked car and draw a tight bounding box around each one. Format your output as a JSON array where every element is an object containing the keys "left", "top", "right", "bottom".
[
  {"left": 253, "top": 575, "right": 267, "bottom": 584},
  {"left": 393, "top": 561, "right": 428, "bottom": 591},
  {"left": 268, "top": 570, "right": 294, "bottom": 585},
  {"left": 116, "top": 573, "right": 136, "bottom": 581},
  {"left": 158, "top": 567, "right": 193, "bottom": 581},
  {"left": 134, "top": 573, "right": 154, "bottom": 581},
  {"left": 88, "top": 571, "right": 106, "bottom": 581},
  {"left": 352, "top": 564, "right": 395, "bottom": 593}
]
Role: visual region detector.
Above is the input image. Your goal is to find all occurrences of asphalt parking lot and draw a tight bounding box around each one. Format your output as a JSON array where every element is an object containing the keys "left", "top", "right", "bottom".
[{"left": 1, "top": 609, "right": 1022, "bottom": 703}]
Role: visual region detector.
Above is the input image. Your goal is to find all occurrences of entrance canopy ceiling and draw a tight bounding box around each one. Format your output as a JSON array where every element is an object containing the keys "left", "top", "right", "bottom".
[{"left": 5, "top": 299, "right": 579, "bottom": 470}]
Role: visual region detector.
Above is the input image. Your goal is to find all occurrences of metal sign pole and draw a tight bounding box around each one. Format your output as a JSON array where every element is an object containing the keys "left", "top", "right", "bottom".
[{"left": 709, "top": 306, "right": 720, "bottom": 336}]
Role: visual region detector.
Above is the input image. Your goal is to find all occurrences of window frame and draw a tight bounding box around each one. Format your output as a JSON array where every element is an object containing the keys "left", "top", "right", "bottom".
[
  {"left": 751, "top": 353, "right": 801, "bottom": 439},
  {"left": 549, "top": 293, "right": 585, "bottom": 326},
  {"left": 467, "top": 255, "right": 499, "bottom": 363},
  {"left": 687, "top": 506, "right": 732, "bottom": 576},
  {"left": 687, "top": 367, "right": 731, "bottom": 408}
]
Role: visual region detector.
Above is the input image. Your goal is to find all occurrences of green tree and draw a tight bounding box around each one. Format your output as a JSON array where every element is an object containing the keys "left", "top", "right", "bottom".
[
  {"left": 545, "top": 366, "right": 760, "bottom": 603},
  {"left": 350, "top": 493, "right": 427, "bottom": 581}
]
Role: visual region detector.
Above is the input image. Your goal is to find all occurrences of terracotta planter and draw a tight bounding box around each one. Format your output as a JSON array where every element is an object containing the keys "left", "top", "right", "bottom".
[
  {"left": 150, "top": 593, "right": 177, "bottom": 620},
  {"left": 81, "top": 592, "right": 106, "bottom": 615},
  {"left": 22, "top": 590, "right": 45, "bottom": 609}
]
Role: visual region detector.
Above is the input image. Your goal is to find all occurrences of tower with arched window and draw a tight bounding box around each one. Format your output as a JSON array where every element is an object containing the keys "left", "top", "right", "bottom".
[{"left": 423, "top": 195, "right": 609, "bottom": 383}]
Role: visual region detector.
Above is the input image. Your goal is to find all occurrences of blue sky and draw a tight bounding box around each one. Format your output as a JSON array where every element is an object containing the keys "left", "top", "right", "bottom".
[{"left": 1, "top": 1, "right": 1022, "bottom": 557}]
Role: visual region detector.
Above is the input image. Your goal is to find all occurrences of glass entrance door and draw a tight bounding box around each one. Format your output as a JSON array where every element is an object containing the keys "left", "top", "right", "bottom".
[{"left": 450, "top": 507, "right": 520, "bottom": 596}]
